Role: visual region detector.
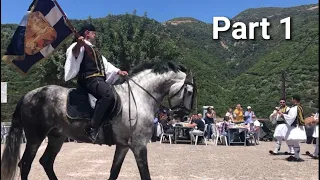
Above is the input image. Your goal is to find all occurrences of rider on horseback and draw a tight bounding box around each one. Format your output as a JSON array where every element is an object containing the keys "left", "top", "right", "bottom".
[{"left": 64, "top": 23, "right": 128, "bottom": 142}]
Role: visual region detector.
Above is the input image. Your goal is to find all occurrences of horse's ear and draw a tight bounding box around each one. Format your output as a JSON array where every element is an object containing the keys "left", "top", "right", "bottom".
[
  {"left": 186, "top": 70, "right": 193, "bottom": 83},
  {"left": 167, "top": 62, "right": 176, "bottom": 70}
]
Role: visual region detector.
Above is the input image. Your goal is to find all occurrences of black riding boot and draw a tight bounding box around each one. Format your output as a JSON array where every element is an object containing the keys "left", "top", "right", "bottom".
[{"left": 87, "top": 96, "right": 113, "bottom": 142}]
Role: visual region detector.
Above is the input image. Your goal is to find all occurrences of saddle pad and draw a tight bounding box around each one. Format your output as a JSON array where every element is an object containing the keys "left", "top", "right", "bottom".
[{"left": 66, "top": 88, "right": 94, "bottom": 120}]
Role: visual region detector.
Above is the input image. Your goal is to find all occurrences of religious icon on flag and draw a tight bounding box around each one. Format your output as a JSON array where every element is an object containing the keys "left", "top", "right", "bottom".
[{"left": 2, "top": 0, "right": 73, "bottom": 75}]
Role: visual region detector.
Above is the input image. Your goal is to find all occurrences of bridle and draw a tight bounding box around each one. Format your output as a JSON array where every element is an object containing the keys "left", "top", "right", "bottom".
[
  {"left": 124, "top": 75, "right": 196, "bottom": 116},
  {"left": 168, "top": 79, "right": 196, "bottom": 114},
  {"left": 124, "top": 74, "right": 196, "bottom": 143}
]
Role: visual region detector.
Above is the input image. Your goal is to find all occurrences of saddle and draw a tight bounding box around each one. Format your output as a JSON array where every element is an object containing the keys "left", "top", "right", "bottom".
[
  {"left": 66, "top": 87, "right": 93, "bottom": 120},
  {"left": 66, "top": 85, "right": 121, "bottom": 146},
  {"left": 66, "top": 85, "right": 120, "bottom": 120}
]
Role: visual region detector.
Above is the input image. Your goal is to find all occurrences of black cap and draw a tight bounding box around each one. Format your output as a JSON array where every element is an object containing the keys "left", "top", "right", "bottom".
[{"left": 78, "top": 23, "right": 96, "bottom": 36}]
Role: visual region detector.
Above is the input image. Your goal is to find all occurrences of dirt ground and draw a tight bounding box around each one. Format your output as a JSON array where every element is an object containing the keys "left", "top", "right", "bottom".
[{"left": 1, "top": 141, "right": 319, "bottom": 180}]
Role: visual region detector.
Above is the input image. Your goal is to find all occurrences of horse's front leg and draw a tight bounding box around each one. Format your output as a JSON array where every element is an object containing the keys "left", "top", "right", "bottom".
[
  {"left": 108, "top": 144, "right": 129, "bottom": 180},
  {"left": 130, "top": 143, "right": 151, "bottom": 180}
]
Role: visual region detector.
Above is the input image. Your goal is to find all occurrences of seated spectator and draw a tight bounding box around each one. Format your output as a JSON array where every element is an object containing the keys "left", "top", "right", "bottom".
[
  {"left": 225, "top": 108, "right": 234, "bottom": 122},
  {"left": 190, "top": 114, "right": 196, "bottom": 124},
  {"left": 187, "top": 115, "right": 205, "bottom": 143},
  {"left": 198, "top": 114, "right": 205, "bottom": 124},
  {"left": 219, "top": 116, "right": 229, "bottom": 136},
  {"left": 182, "top": 116, "right": 188, "bottom": 122},
  {"left": 160, "top": 116, "right": 174, "bottom": 134}
]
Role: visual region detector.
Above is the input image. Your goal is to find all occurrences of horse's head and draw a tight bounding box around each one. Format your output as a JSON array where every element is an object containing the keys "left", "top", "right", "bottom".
[
  {"left": 167, "top": 68, "right": 196, "bottom": 119},
  {"left": 127, "top": 61, "right": 196, "bottom": 118}
]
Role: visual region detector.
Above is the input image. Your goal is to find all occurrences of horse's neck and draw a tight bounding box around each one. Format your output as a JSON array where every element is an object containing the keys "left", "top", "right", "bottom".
[{"left": 115, "top": 70, "right": 181, "bottom": 108}]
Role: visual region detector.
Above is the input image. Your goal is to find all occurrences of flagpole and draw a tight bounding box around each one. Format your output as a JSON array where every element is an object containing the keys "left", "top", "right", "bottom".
[
  {"left": 52, "top": 0, "right": 79, "bottom": 36},
  {"left": 52, "top": 0, "right": 95, "bottom": 60}
]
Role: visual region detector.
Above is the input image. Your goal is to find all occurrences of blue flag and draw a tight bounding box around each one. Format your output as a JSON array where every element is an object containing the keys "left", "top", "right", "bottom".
[{"left": 2, "top": 0, "right": 73, "bottom": 75}]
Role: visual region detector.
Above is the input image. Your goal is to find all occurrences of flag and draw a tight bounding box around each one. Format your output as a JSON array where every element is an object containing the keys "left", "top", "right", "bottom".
[{"left": 2, "top": 0, "right": 73, "bottom": 75}]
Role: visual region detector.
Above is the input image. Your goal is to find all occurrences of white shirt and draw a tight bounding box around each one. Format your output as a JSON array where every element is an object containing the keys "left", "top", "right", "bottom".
[
  {"left": 283, "top": 106, "right": 298, "bottom": 126},
  {"left": 225, "top": 112, "right": 234, "bottom": 121},
  {"left": 64, "top": 40, "right": 120, "bottom": 84},
  {"left": 270, "top": 106, "right": 290, "bottom": 123}
]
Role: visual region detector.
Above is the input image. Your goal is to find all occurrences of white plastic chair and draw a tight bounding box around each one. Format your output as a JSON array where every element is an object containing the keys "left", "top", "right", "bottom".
[
  {"left": 159, "top": 123, "right": 174, "bottom": 144},
  {"left": 193, "top": 124, "right": 208, "bottom": 146},
  {"left": 212, "top": 124, "right": 228, "bottom": 146}
]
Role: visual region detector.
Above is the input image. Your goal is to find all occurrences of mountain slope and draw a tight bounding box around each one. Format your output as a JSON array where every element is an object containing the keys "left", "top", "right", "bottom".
[{"left": 226, "top": 4, "right": 319, "bottom": 116}]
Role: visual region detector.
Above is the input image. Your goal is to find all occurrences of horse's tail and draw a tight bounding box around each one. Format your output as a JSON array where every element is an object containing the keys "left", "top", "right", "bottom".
[{"left": 1, "top": 96, "right": 24, "bottom": 180}]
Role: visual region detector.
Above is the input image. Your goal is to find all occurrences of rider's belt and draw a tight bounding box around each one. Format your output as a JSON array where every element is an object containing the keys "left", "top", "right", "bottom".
[
  {"left": 85, "top": 73, "right": 105, "bottom": 79},
  {"left": 276, "top": 121, "right": 286, "bottom": 125}
]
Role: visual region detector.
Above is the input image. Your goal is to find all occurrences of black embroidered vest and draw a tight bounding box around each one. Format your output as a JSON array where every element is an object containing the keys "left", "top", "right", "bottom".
[
  {"left": 291, "top": 105, "right": 305, "bottom": 127},
  {"left": 277, "top": 106, "right": 288, "bottom": 124},
  {"left": 78, "top": 45, "right": 105, "bottom": 80}
]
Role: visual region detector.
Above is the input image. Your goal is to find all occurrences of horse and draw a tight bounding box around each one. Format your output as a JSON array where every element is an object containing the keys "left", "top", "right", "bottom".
[{"left": 1, "top": 61, "right": 196, "bottom": 180}]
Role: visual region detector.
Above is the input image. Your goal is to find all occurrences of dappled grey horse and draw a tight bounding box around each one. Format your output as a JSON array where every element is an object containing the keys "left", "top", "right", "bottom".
[{"left": 1, "top": 61, "right": 195, "bottom": 180}]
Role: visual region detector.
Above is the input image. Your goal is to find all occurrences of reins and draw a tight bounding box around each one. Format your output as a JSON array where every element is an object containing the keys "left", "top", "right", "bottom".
[
  {"left": 123, "top": 74, "right": 194, "bottom": 143},
  {"left": 125, "top": 76, "right": 168, "bottom": 109},
  {"left": 124, "top": 75, "right": 169, "bottom": 143}
]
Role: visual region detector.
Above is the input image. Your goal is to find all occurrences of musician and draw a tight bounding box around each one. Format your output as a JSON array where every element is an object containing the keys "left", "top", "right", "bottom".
[
  {"left": 278, "top": 95, "right": 306, "bottom": 161},
  {"left": 269, "top": 98, "right": 294, "bottom": 155}
]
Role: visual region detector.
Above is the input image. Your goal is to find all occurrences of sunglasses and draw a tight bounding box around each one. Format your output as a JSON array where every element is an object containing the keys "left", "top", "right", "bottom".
[{"left": 280, "top": 101, "right": 285, "bottom": 103}]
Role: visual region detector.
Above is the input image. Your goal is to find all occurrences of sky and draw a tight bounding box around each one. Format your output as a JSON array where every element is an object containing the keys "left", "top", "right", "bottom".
[{"left": 1, "top": 0, "right": 318, "bottom": 24}]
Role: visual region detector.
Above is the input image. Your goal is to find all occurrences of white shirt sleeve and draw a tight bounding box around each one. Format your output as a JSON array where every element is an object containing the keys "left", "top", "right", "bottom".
[
  {"left": 102, "top": 56, "right": 120, "bottom": 84},
  {"left": 64, "top": 43, "right": 85, "bottom": 81},
  {"left": 286, "top": 106, "right": 290, "bottom": 112},
  {"left": 283, "top": 106, "right": 297, "bottom": 126},
  {"left": 269, "top": 110, "right": 277, "bottom": 122}
]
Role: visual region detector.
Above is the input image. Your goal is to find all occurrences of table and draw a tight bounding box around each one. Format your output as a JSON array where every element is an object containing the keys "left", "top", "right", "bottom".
[
  {"left": 173, "top": 125, "right": 193, "bottom": 144},
  {"left": 227, "top": 126, "right": 248, "bottom": 146}
]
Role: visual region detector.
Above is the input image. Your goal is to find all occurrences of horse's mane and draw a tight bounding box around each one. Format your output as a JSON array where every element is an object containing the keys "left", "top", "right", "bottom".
[{"left": 129, "top": 61, "right": 187, "bottom": 77}]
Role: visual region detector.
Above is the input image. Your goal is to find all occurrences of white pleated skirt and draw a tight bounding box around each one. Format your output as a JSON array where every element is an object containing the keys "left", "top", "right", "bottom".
[
  {"left": 273, "top": 124, "right": 288, "bottom": 139},
  {"left": 285, "top": 126, "right": 307, "bottom": 141}
]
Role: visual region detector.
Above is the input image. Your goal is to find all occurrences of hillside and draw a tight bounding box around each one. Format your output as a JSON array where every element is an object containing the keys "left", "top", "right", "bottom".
[
  {"left": 225, "top": 4, "right": 319, "bottom": 116},
  {"left": 1, "top": 3, "right": 319, "bottom": 121}
]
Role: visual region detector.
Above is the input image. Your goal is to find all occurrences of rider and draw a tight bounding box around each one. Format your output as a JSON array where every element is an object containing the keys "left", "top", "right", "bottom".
[{"left": 64, "top": 23, "right": 128, "bottom": 142}]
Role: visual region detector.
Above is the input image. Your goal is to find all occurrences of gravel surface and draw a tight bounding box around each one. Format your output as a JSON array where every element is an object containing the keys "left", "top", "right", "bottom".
[{"left": 1, "top": 141, "right": 318, "bottom": 180}]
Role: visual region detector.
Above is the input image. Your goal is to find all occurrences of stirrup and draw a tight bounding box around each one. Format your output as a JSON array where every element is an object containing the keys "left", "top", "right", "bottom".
[{"left": 86, "top": 127, "right": 99, "bottom": 143}]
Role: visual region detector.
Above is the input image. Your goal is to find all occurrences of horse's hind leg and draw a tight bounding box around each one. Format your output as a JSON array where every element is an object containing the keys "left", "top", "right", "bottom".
[
  {"left": 131, "top": 145, "right": 151, "bottom": 180},
  {"left": 39, "top": 131, "right": 66, "bottom": 180},
  {"left": 108, "top": 145, "right": 129, "bottom": 180},
  {"left": 19, "top": 135, "right": 46, "bottom": 180}
]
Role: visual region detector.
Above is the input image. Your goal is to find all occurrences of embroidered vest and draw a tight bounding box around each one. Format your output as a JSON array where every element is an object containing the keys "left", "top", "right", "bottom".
[
  {"left": 280, "top": 105, "right": 288, "bottom": 113},
  {"left": 291, "top": 105, "right": 305, "bottom": 126},
  {"left": 79, "top": 45, "right": 105, "bottom": 80}
]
